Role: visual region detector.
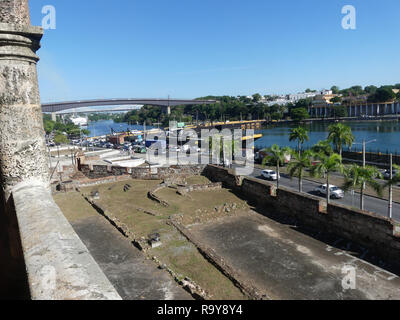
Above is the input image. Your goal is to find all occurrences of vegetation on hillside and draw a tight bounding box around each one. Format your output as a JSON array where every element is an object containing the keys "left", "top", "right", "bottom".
[{"left": 43, "top": 114, "right": 90, "bottom": 144}]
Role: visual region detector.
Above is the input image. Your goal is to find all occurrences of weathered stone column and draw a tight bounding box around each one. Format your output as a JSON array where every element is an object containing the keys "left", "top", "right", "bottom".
[{"left": 0, "top": 0, "right": 50, "bottom": 202}]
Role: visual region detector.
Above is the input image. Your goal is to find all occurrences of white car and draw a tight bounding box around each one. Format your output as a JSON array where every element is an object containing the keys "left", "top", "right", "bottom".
[
  {"left": 314, "top": 184, "right": 344, "bottom": 199},
  {"left": 261, "top": 169, "right": 280, "bottom": 181}
]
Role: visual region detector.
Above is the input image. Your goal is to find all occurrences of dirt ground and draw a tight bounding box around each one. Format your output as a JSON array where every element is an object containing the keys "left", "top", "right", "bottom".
[
  {"left": 55, "top": 174, "right": 400, "bottom": 300},
  {"left": 56, "top": 177, "right": 248, "bottom": 300},
  {"left": 54, "top": 192, "right": 192, "bottom": 300}
]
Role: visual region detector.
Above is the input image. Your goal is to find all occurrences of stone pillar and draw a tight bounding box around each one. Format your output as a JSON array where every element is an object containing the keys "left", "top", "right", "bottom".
[
  {"left": 51, "top": 112, "right": 57, "bottom": 122},
  {"left": 0, "top": 0, "right": 50, "bottom": 201}
]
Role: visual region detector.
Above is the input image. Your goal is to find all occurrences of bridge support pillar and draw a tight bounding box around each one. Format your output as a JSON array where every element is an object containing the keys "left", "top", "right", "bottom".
[
  {"left": 162, "top": 105, "right": 171, "bottom": 115},
  {"left": 0, "top": 0, "right": 50, "bottom": 202},
  {"left": 51, "top": 112, "right": 57, "bottom": 122}
]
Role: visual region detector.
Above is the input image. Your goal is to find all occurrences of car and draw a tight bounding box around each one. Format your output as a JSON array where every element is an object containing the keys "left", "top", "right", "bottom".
[
  {"left": 261, "top": 169, "right": 280, "bottom": 181},
  {"left": 314, "top": 184, "right": 344, "bottom": 199},
  {"left": 383, "top": 170, "right": 397, "bottom": 180}
]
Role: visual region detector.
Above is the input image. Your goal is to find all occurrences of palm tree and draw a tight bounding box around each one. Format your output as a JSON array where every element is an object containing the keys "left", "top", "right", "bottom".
[
  {"left": 311, "top": 140, "right": 333, "bottom": 157},
  {"left": 287, "top": 150, "right": 312, "bottom": 192},
  {"left": 262, "top": 144, "right": 292, "bottom": 189},
  {"left": 327, "top": 123, "right": 355, "bottom": 157},
  {"left": 342, "top": 164, "right": 383, "bottom": 211},
  {"left": 289, "top": 126, "right": 309, "bottom": 156},
  {"left": 310, "top": 152, "right": 343, "bottom": 204}
]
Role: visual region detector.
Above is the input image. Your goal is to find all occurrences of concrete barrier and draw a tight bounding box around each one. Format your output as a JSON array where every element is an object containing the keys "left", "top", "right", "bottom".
[{"left": 9, "top": 181, "right": 121, "bottom": 300}]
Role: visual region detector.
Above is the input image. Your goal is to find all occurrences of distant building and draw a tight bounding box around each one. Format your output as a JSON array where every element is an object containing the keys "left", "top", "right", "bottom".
[
  {"left": 108, "top": 134, "right": 126, "bottom": 145},
  {"left": 288, "top": 92, "right": 318, "bottom": 102}
]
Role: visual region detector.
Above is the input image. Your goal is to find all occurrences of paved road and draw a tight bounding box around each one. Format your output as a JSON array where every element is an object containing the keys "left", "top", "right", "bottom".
[{"left": 250, "top": 167, "right": 400, "bottom": 221}]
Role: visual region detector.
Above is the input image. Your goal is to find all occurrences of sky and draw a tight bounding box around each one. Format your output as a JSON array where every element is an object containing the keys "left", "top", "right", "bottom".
[{"left": 29, "top": 0, "right": 400, "bottom": 103}]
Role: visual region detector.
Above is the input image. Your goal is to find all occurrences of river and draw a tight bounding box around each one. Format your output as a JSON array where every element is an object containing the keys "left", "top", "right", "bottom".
[
  {"left": 87, "top": 119, "right": 400, "bottom": 155},
  {"left": 87, "top": 120, "right": 154, "bottom": 137},
  {"left": 255, "top": 120, "right": 400, "bottom": 154}
]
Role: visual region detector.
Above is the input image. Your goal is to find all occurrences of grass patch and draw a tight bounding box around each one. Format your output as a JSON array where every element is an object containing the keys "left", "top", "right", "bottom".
[
  {"left": 56, "top": 177, "right": 249, "bottom": 300},
  {"left": 151, "top": 228, "right": 246, "bottom": 300},
  {"left": 54, "top": 192, "right": 97, "bottom": 222}
]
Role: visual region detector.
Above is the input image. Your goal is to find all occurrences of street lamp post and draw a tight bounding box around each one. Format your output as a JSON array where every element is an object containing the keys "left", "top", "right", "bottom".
[
  {"left": 353, "top": 139, "right": 377, "bottom": 209},
  {"left": 389, "top": 154, "right": 393, "bottom": 219},
  {"left": 352, "top": 139, "right": 377, "bottom": 167}
]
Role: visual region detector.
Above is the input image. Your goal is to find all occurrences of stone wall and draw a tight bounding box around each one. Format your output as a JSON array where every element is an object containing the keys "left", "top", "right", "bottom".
[
  {"left": 79, "top": 164, "right": 206, "bottom": 180},
  {"left": 203, "top": 165, "right": 400, "bottom": 266},
  {"left": 201, "top": 165, "right": 240, "bottom": 189},
  {"left": 8, "top": 182, "right": 122, "bottom": 300},
  {"left": 0, "top": 0, "right": 31, "bottom": 25},
  {"left": 177, "top": 182, "right": 222, "bottom": 195}
]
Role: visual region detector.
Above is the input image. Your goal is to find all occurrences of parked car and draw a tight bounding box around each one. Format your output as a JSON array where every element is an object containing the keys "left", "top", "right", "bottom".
[
  {"left": 261, "top": 169, "right": 280, "bottom": 181},
  {"left": 104, "top": 143, "right": 113, "bottom": 149},
  {"left": 383, "top": 170, "right": 397, "bottom": 180},
  {"left": 314, "top": 184, "right": 344, "bottom": 199}
]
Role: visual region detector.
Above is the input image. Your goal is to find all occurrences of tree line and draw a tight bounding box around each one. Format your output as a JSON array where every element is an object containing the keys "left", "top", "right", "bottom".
[
  {"left": 114, "top": 83, "right": 400, "bottom": 126},
  {"left": 262, "top": 123, "right": 398, "bottom": 212},
  {"left": 115, "top": 97, "right": 313, "bottom": 126},
  {"left": 43, "top": 114, "right": 90, "bottom": 145}
]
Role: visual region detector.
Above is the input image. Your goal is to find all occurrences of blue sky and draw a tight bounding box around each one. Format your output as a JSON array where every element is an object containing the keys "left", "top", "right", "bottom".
[{"left": 29, "top": 0, "right": 400, "bottom": 102}]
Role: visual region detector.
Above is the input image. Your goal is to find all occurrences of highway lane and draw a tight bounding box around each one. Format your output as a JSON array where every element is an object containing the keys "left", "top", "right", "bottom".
[{"left": 250, "top": 167, "right": 400, "bottom": 221}]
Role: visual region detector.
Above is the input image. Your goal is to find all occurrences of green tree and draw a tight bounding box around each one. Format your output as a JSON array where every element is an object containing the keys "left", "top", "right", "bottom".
[
  {"left": 332, "top": 105, "right": 348, "bottom": 118},
  {"left": 311, "top": 140, "right": 333, "bottom": 157},
  {"left": 287, "top": 150, "right": 312, "bottom": 192},
  {"left": 262, "top": 144, "right": 292, "bottom": 189},
  {"left": 252, "top": 93, "right": 262, "bottom": 103},
  {"left": 289, "top": 126, "right": 309, "bottom": 155},
  {"left": 331, "top": 86, "right": 340, "bottom": 94},
  {"left": 290, "top": 108, "right": 309, "bottom": 122},
  {"left": 327, "top": 123, "right": 355, "bottom": 157},
  {"left": 54, "top": 133, "right": 69, "bottom": 145},
  {"left": 368, "top": 87, "right": 396, "bottom": 103},
  {"left": 342, "top": 164, "right": 383, "bottom": 210},
  {"left": 43, "top": 120, "right": 55, "bottom": 135},
  {"left": 330, "top": 96, "right": 342, "bottom": 104},
  {"left": 310, "top": 153, "right": 343, "bottom": 205},
  {"left": 364, "top": 85, "right": 378, "bottom": 95},
  {"left": 295, "top": 99, "right": 312, "bottom": 109},
  {"left": 81, "top": 129, "right": 90, "bottom": 136},
  {"left": 271, "top": 112, "right": 283, "bottom": 120}
]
